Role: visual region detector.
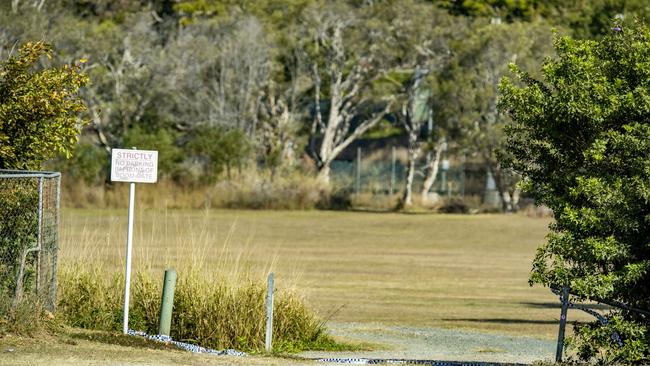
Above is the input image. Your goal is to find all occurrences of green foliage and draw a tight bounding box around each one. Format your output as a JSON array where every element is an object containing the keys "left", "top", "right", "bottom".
[
  {"left": 189, "top": 126, "right": 252, "bottom": 181},
  {"left": 122, "top": 127, "right": 184, "bottom": 180},
  {"left": 0, "top": 181, "right": 38, "bottom": 298},
  {"left": 500, "top": 20, "right": 650, "bottom": 363},
  {"left": 0, "top": 42, "right": 88, "bottom": 170},
  {"left": 436, "top": 0, "right": 650, "bottom": 38},
  {"left": 58, "top": 264, "right": 344, "bottom": 352},
  {"left": 50, "top": 142, "right": 109, "bottom": 185},
  {"left": 437, "top": 0, "right": 544, "bottom": 20},
  {"left": 568, "top": 313, "right": 650, "bottom": 363}
]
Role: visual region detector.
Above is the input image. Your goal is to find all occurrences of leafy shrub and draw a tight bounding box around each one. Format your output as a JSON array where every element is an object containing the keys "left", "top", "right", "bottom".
[
  {"left": 318, "top": 189, "right": 352, "bottom": 210},
  {"left": 122, "top": 127, "right": 184, "bottom": 180},
  {"left": 188, "top": 126, "right": 252, "bottom": 182},
  {"left": 0, "top": 181, "right": 38, "bottom": 304},
  {"left": 0, "top": 41, "right": 87, "bottom": 170},
  {"left": 50, "top": 142, "right": 110, "bottom": 185},
  {"left": 500, "top": 20, "right": 650, "bottom": 363},
  {"left": 437, "top": 198, "right": 469, "bottom": 214}
]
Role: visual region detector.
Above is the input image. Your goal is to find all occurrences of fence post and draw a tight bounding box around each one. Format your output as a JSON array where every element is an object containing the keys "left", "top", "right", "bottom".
[
  {"left": 158, "top": 268, "right": 177, "bottom": 336},
  {"left": 390, "top": 146, "right": 396, "bottom": 195},
  {"left": 50, "top": 174, "right": 61, "bottom": 312},
  {"left": 555, "top": 287, "right": 570, "bottom": 363},
  {"left": 36, "top": 177, "right": 44, "bottom": 294},
  {"left": 265, "top": 272, "right": 275, "bottom": 353}
]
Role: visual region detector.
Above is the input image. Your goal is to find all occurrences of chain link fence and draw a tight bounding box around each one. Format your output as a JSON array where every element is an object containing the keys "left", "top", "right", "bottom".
[
  {"left": 0, "top": 170, "right": 60, "bottom": 312},
  {"left": 330, "top": 149, "right": 489, "bottom": 199}
]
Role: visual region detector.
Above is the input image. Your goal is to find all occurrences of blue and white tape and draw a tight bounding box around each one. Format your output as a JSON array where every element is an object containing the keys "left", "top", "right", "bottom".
[{"left": 127, "top": 329, "right": 247, "bottom": 357}]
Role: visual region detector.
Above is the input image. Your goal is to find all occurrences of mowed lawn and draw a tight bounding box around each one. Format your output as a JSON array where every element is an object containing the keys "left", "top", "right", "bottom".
[{"left": 60, "top": 208, "right": 584, "bottom": 340}]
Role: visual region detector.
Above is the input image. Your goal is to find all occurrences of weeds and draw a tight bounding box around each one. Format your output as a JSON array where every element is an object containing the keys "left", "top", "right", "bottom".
[{"left": 0, "top": 294, "right": 61, "bottom": 336}]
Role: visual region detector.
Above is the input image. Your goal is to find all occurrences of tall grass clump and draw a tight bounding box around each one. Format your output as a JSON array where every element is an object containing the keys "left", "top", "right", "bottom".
[
  {"left": 0, "top": 294, "right": 53, "bottom": 335},
  {"left": 56, "top": 212, "right": 349, "bottom": 352},
  {"left": 57, "top": 264, "right": 335, "bottom": 352}
]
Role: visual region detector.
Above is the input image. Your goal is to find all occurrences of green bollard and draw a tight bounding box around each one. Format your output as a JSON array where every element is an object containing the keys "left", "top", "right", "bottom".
[{"left": 158, "top": 268, "right": 177, "bottom": 336}]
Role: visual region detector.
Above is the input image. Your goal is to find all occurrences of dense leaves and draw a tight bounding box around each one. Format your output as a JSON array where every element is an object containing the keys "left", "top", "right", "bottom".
[
  {"left": 500, "top": 20, "right": 650, "bottom": 363},
  {"left": 0, "top": 42, "right": 88, "bottom": 170}
]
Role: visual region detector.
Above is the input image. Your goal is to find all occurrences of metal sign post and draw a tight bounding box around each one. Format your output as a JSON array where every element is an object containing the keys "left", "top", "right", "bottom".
[
  {"left": 110, "top": 148, "right": 158, "bottom": 334},
  {"left": 123, "top": 181, "right": 135, "bottom": 334}
]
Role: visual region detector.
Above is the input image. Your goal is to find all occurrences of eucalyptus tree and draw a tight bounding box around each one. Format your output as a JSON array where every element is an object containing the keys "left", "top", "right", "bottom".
[
  {"left": 160, "top": 16, "right": 272, "bottom": 136},
  {"left": 300, "top": 1, "right": 394, "bottom": 184},
  {"left": 369, "top": 0, "right": 460, "bottom": 206},
  {"left": 438, "top": 20, "right": 553, "bottom": 211},
  {"left": 75, "top": 13, "right": 164, "bottom": 151}
]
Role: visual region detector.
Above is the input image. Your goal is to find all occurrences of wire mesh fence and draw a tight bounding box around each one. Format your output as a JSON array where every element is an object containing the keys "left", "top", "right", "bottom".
[
  {"left": 0, "top": 170, "right": 60, "bottom": 312},
  {"left": 330, "top": 149, "right": 489, "bottom": 199}
]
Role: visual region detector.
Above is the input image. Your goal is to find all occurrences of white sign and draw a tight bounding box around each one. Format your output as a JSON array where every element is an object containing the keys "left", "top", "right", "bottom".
[{"left": 111, "top": 148, "right": 158, "bottom": 183}]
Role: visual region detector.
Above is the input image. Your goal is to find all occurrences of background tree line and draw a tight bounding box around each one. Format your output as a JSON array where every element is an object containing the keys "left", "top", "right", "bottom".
[{"left": 1, "top": 0, "right": 648, "bottom": 210}]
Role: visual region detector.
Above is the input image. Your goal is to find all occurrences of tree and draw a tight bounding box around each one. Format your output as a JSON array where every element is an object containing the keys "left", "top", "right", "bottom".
[
  {"left": 0, "top": 41, "right": 88, "bottom": 170},
  {"left": 439, "top": 20, "right": 553, "bottom": 211},
  {"left": 500, "top": 20, "right": 650, "bottom": 363},
  {"left": 302, "top": 2, "right": 393, "bottom": 184},
  {"left": 189, "top": 126, "right": 252, "bottom": 181},
  {"left": 368, "top": 0, "right": 458, "bottom": 207}
]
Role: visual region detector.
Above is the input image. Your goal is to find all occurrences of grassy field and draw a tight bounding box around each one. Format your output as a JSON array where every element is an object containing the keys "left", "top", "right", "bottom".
[{"left": 59, "top": 208, "right": 585, "bottom": 341}]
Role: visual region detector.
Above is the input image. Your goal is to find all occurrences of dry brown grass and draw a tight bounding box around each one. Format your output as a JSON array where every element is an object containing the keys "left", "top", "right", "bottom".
[
  {"left": 0, "top": 329, "right": 316, "bottom": 366},
  {"left": 61, "top": 173, "right": 329, "bottom": 210},
  {"left": 60, "top": 209, "right": 590, "bottom": 340}
]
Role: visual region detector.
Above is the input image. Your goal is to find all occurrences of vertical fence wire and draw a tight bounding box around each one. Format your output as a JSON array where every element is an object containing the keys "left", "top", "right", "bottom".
[{"left": 330, "top": 152, "right": 485, "bottom": 198}]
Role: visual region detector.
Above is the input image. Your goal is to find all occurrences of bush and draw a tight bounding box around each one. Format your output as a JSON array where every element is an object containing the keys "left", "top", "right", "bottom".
[
  {"left": 122, "top": 127, "right": 184, "bottom": 180},
  {"left": 0, "top": 181, "right": 38, "bottom": 305},
  {"left": 49, "top": 142, "right": 110, "bottom": 185},
  {"left": 0, "top": 41, "right": 87, "bottom": 170},
  {"left": 436, "top": 198, "right": 469, "bottom": 214},
  {"left": 188, "top": 126, "right": 253, "bottom": 182},
  {"left": 500, "top": 20, "right": 650, "bottom": 363},
  {"left": 58, "top": 263, "right": 339, "bottom": 352}
]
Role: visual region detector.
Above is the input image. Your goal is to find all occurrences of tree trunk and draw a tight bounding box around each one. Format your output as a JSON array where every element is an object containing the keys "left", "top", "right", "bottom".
[
  {"left": 487, "top": 159, "right": 518, "bottom": 212},
  {"left": 317, "top": 162, "right": 331, "bottom": 185},
  {"left": 402, "top": 137, "right": 419, "bottom": 207},
  {"left": 420, "top": 139, "right": 445, "bottom": 205},
  {"left": 403, "top": 157, "right": 415, "bottom": 207}
]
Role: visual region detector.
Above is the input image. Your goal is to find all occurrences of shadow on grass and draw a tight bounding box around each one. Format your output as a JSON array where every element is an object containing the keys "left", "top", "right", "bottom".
[
  {"left": 520, "top": 301, "right": 611, "bottom": 310},
  {"left": 443, "top": 318, "right": 559, "bottom": 325},
  {"left": 67, "top": 330, "right": 179, "bottom": 351}
]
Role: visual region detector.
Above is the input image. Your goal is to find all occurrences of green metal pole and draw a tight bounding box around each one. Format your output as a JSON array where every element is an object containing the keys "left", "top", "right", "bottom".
[{"left": 158, "top": 268, "right": 177, "bottom": 336}]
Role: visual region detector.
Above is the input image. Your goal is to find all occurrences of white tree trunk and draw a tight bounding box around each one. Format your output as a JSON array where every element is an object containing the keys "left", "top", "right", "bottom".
[
  {"left": 402, "top": 150, "right": 417, "bottom": 207},
  {"left": 402, "top": 129, "right": 420, "bottom": 207},
  {"left": 420, "top": 139, "right": 445, "bottom": 205},
  {"left": 317, "top": 162, "right": 331, "bottom": 185},
  {"left": 307, "top": 16, "right": 392, "bottom": 185}
]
